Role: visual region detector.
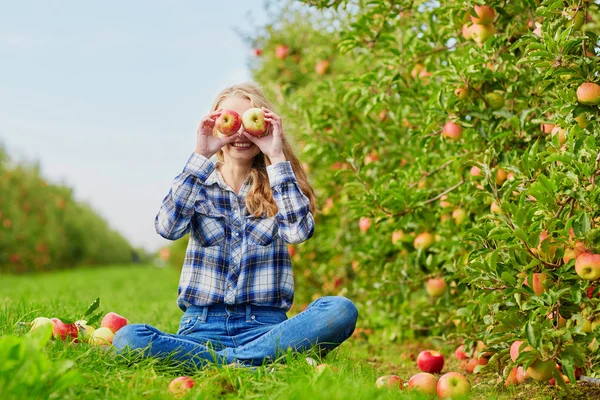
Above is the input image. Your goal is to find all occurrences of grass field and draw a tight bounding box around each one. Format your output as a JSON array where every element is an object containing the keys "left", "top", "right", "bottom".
[{"left": 0, "top": 265, "right": 589, "bottom": 399}]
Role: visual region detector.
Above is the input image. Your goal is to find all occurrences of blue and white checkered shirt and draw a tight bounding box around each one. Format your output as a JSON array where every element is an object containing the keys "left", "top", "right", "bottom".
[{"left": 156, "top": 153, "right": 314, "bottom": 311}]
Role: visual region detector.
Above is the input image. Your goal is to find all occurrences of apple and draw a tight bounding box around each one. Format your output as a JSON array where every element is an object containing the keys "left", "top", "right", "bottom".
[
  {"left": 537, "top": 231, "right": 558, "bottom": 260},
  {"left": 540, "top": 123, "right": 555, "bottom": 134},
  {"left": 587, "top": 286, "right": 599, "bottom": 299},
  {"left": 275, "top": 44, "right": 289, "bottom": 60},
  {"left": 168, "top": 376, "right": 195, "bottom": 396},
  {"left": 414, "top": 232, "right": 434, "bottom": 250},
  {"left": 442, "top": 121, "right": 462, "bottom": 140},
  {"left": 531, "top": 272, "right": 550, "bottom": 296},
  {"left": 516, "top": 366, "right": 529, "bottom": 383},
  {"left": 470, "top": 5, "right": 495, "bottom": 25},
  {"left": 30, "top": 317, "right": 53, "bottom": 333},
  {"left": 359, "top": 217, "right": 371, "bottom": 233},
  {"left": 462, "top": 24, "right": 474, "bottom": 40},
  {"left": 287, "top": 245, "right": 297, "bottom": 257},
  {"left": 417, "top": 350, "right": 444, "bottom": 374},
  {"left": 575, "top": 253, "right": 600, "bottom": 280},
  {"left": 470, "top": 165, "right": 481, "bottom": 177},
  {"left": 241, "top": 108, "right": 268, "bottom": 137},
  {"left": 490, "top": 201, "right": 502, "bottom": 214},
  {"left": 577, "top": 82, "right": 600, "bottom": 105},
  {"left": 375, "top": 375, "right": 403, "bottom": 389},
  {"left": 550, "top": 126, "right": 566, "bottom": 145},
  {"left": 452, "top": 208, "right": 467, "bottom": 224},
  {"left": 391, "top": 230, "right": 405, "bottom": 244},
  {"left": 439, "top": 195, "right": 452, "bottom": 208},
  {"left": 101, "top": 312, "right": 129, "bottom": 334},
  {"left": 533, "top": 25, "right": 542, "bottom": 37},
  {"left": 426, "top": 278, "right": 446, "bottom": 297},
  {"left": 527, "top": 359, "right": 556, "bottom": 381},
  {"left": 315, "top": 363, "right": 338, "bottom": 373},
  {"left": 574, "top": 114, "right": 589, "bottom": 129},
  {"left": 253, "top": 48, "right": 263, "bottom": 57},
  {"left": 510, "top": 340, "right": 533, "bottom": 362},
  {"left": 563, "top": 241, "right": 585, "bottom": 264},
  {"left": 471, "top": 24, "right": 496, "bottom": 45},
  {"left": 454, "top": 345, "right": 469, "bottom": 360},
  {"left": 315, "top": 59, "right": 330, "bottom": 75},
  {"left": 485, "top": 92, "right": 505, "bottom": 110},
  {"left": 51, "top": 318, "right": 79, "bottom": 341},
  {"left": 466, "top": 357, "right": 487, "bottom": 373},
  {"left": 454, "top": 86, "right": 469, "bottom": 100},
  {"left": 364, "top": 151, "right": 379, "bottom": 165},
  {"left": 495, "top": 168, "right": 508, "bottom": 186},
  {"left": 89, "top": 327, "right": 115, "bottom": 346},
  {"left": 407, "top": 372, "right": 438, "bottom": 395},
  {"left": 437, "top": 372, "right": 470, "bottom": 399},
  {"left": 505, "top": 367, "right": 519, "bottom": 387},
  {"left": 75, "top": 320, "right": 96, "bottom": 341},
  {"left": 214, "top": 109, "right": 242, "bottom": 136}
]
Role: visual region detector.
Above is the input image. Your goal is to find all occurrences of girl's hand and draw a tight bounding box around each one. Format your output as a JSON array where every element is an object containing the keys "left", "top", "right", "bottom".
[
  {"left": 242, "top": 107, "right": 287, "bottom": 163},
  {"left": 195, "top": 109, "right": 239, "bottom": 158}
]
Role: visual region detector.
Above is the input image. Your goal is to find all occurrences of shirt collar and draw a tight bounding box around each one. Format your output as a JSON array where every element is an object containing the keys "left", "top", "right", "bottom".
[{"left": 205, "top": 164, "right": 252, "bottom": 197}]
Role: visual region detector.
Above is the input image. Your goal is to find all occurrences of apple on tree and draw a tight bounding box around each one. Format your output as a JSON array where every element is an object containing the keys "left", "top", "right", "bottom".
[
  {"left": 275, "top": 44, "right": 289, "bottom": 60},
  {"left": 576, "top": 82, "right": 600, "bottom": 105},
  {"left": 575, "top": 253, "right": 600, "bottom": 280},
  {"left": 359, "top": 217, "right": 371, "bottom": 233},
  {"left": 426, "top": 278, "right": 446, "bottom": 297},
  {"left": 413, "top": 232, "right": 434, "bottom": 250}
]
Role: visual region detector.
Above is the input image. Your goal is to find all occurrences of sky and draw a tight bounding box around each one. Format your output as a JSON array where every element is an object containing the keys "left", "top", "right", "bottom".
[{"left": 0, "top": 1, "right": 272, "bottom": 251}]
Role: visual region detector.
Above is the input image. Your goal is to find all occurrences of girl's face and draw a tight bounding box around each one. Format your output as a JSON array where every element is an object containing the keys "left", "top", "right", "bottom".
[{"left": 216, "top": 96, "right": 262, "bottom": 163}]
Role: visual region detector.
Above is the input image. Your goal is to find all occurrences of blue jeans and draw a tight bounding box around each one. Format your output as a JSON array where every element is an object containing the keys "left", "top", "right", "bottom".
[{"left": 113, "top": 296, "right": 358, "bottom": 367}]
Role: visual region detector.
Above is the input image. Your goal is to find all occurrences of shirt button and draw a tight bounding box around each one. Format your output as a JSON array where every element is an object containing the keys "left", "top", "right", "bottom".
[{"left": 235, "top": 232, "right": 240, "bottom": 237}]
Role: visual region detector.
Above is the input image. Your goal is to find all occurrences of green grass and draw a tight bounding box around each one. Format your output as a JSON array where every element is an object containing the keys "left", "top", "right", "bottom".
[{"left": 0, "top": 265, "right": 592, "bottom": 399}]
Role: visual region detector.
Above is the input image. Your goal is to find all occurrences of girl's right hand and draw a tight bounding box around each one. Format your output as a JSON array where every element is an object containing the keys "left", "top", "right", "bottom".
[{"left": 195, "top": 109, "right": 239, "bottom": 158}]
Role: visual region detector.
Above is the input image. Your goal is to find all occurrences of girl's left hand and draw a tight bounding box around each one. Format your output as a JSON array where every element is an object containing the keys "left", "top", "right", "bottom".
[{"left": 242, "top": 107, "right": 287, "bottom": 163}]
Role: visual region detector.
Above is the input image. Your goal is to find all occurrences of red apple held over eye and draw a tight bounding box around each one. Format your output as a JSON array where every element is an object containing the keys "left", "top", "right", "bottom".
[
  {"left": 470, "top": 5, "right": 495, "bottom": 25},
  {"left": 168, "top": 376, "right": 195, "bottom": 397},
  {"left": 51, "top": 318, "right": 79, "bottom": 341},
  {"left": 437, "top": 372, "right": 470, "bottom": 400},
  {"left": 275, "top": 44, "right": 289, "bottom": 60},
  {"left": 214, "top": 110, "right": 242, "bottom": 136},
  {"left": 414, "top": 232, "right": 434, "bottom": 250},
  {"left": 426, "top": 278, "right": 447, "bottom": 297},
  {"left": 359, "top": 217, "right": 371, "bottom": 233},
  {"left": 527, "top": 359, "right": 556, "bottom": 381},
  {"left": 242, "top": 108, "right": 268, "bottom": 137},
  {"left": 89, "top": 327, "right": 115, "bottom": 346},
  {"left": 454, "top": 345, "right": 469, "bottom": 360},
  {"left": 407, "top": 372, "right": 438, "bottom": 395},
  {"left": 575, "top": 253, "right": 600, "bottom": 280},
  {"left": 417, "top": 350, "right": 444, "bottom": 374},
  {"left": 442, "top": 121, "right": 462, "bottom": 140},
  {"left": 101, "top": 312, "right": 129, "bottom": 334},
  {"left": 577, "top": 82, "right": 600, "bottom": 105},
  {"left": 375, "top": 375, "right": 404, "bottom": 389}
]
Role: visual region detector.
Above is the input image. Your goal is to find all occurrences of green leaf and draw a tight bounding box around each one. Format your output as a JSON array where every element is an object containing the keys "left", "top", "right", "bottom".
[{"left": 82, "top": 297, "right": 100, "bottom": 317}]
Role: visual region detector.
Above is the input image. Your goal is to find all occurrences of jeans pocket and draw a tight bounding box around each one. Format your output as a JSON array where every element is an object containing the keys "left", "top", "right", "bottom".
[
  {"left": 249, "top": 312, "right": 288, "bottom": 326},
  {"left": 177, "top": 315, "right": 202, "bottom": 335}
]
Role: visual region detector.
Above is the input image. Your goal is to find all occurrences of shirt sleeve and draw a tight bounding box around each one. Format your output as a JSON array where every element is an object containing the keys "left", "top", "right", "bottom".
[
  {"left": 267, "top": 161, "right": 315, "bottom": 244},
  {"left": 155, "top": 153, "right": 216, "bottom": 240}
]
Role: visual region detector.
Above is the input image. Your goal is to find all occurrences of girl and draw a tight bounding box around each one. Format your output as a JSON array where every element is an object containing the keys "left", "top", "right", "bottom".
[{"left": 113, "top": 83, "right": 358, "bottom": 367}]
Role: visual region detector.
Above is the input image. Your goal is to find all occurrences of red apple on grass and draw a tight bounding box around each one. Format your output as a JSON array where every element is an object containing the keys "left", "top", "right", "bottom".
[
  {"left": 89, "top": 327, "right": 115, "bottom": 346},
  {"left": 575, "top": 253, "right": 600, "bottom": 280},
  {"left": 241, "top": 108, "right": 268, "bottom": 137},
  {"left": 101, "top": 312, "right": 129, "bottom": 333},
  {"left": 417, "top": 350, "right": 444, "bottom": 373},
  {"left": 30, "top": 317, "right": 54, "bottom": 333},
  {"left": 504, "top": 367, "right": 519, "bottom": 387},
  {"left": 51, "top": 318, "right": 79, "bottom": 341},
  {"left": 375, "top": 375, "right": 403, "bottom": 389},
  {"left": 426, "top": 278, "right": 446, "bottom": 297},
  {"left": 454, "top": 345, "right": 469, "bottom": 360},
  {"left": 168, "top": 376, "right": 195, "bottom": 396},
  {"left": 214, "top": 110, "right": 242, "bottom": 136},
  {"left": 466, "top": 357, "right": 487, "bottom": 373},
  {"left": 407, "top": 372, "right": 438, "bottom": 395},
  {"left": 437, "top": 372, "right": 470, "bottom": 399},
  {"left": 516, "top": 366, "right": 530, "bottom": 383},
  {"left": 75, "top": 320, "right": 96, "bottom": 341}
]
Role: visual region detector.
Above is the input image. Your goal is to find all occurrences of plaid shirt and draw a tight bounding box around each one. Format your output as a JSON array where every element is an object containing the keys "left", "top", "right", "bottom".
[{"left": 156, "top": 153, "right": 314, "bottom": 311}]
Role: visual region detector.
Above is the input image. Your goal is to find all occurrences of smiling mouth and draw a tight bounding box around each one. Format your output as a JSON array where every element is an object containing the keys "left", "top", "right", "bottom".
[{"left": 232, "top": 142, "right": 252, "bottom": 149}]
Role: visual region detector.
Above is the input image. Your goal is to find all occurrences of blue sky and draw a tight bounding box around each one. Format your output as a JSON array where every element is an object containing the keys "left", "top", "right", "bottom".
[{"left": 0, "top": 1, "right": 271, "bottom": 251}]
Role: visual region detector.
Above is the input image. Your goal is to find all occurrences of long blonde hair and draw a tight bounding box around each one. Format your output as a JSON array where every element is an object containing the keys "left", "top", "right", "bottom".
[{"left": 210, "top": 83, "right": 316, "bottom": 218}]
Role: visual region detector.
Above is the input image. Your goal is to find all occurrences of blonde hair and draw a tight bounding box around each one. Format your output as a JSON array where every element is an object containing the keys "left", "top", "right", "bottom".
[{"left": 210, "top": 83, "right": 317, "bottom": 218}]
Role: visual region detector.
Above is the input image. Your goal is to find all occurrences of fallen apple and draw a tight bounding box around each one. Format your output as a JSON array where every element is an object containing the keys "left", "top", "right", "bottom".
[
  {"left": 375, "top": 375, "right": 403, "bottom": 389},
  {"left": 407, "top": 372, "right": 437, "bottom": 395},
  {"left": 89, "top": 327, "right": 115, "bottom": 346},
  {"left": 168, "top": 376, "right": 195, "bottom": 397},
  {"left": 417, "top": 350, "right": 444, "bottom": 374},
  {"left": 101, "top": 312, "right": 129, "bottom": 334},
  {"left": 437, "top": 372, "right": 470, "bottom": 399}
]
